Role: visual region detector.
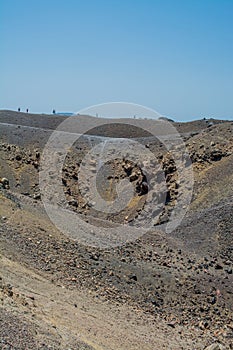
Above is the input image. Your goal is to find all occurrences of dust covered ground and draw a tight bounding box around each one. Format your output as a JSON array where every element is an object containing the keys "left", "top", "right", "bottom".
[{"left": 0, "top": 110, "right": 232, "bottom": 349}]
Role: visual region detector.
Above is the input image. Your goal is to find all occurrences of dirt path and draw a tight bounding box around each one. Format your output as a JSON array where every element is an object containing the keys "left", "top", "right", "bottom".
[{"left": 0, "top": 255, "right": 207, "bottom": 350}]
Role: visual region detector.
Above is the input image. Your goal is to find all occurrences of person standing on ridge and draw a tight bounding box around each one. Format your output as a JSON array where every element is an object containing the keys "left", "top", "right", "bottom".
[
  {"left": 18, "top": 107, "right": 20, "bottom": 112},
  {"left": 26, "top": 108, "right": 29, "bottom": 113}
]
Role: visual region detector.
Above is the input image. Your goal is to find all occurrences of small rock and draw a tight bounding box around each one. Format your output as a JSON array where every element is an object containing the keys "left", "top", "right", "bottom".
[
  {"left": 215, "top": 263, "right": 223, "bottom": 270},
  {"left": 167, "top": 322, "right": 176, "bottom": 328},
  {"left": 129, "top": 274, "right": 137, "bottom": 281},
  {"left": 129, "top": 171, "right": 138, "bottom": 181},
  {"left": 68, "top": 199, "right": 78, "bottom": 207},
  {"left": 199, "top": 320, "right": 209, "bottom": 329},
  {"left": 0, "top": 177, "right": 9, "bottom": 189},
  {"left": 90, "top": 254, "right": 99, "bottom": 261},
  {"left": 15, "top": 154, "right": 22, "bottom": 161},
  {"left": 204, "top": 343, "right": 226, "bottom": 350},
  {"left": 210, "top": 296, "right": 217, "bottom": 305},
  {"left": 33, "top": 193, "right": 41, "bottom": 200}
]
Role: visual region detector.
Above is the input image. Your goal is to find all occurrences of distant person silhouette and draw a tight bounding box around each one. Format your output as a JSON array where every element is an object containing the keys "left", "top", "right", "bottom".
[
  {"left": 52, "top": 109, "right": 56, "bottom": 114},
  {"left": 18, "top": 108, "right": 20, "bottom": 112},
  {"left": 26, "top": 108, "right": 29, "bottom": 113}
]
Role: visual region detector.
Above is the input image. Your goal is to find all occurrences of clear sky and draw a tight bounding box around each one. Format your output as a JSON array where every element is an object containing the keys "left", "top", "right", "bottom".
[{"left": 0, "top": 0, "right": 233, "bottom": 121}]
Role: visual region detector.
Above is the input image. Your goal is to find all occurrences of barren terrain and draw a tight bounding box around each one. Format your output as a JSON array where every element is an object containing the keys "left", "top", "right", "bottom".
[{"left": 0, "top": 110, "right": 232, "bottom": 349}]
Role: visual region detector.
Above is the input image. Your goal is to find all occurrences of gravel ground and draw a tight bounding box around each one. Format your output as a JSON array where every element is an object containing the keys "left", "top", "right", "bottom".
[{"left": 0, "top": 111, "right": 232, "bottom": 349}]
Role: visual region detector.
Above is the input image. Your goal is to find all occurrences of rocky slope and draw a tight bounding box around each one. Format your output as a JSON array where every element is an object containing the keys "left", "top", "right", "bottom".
[{"left": 0, "top": 111, "right": 232, "bottom": 349}]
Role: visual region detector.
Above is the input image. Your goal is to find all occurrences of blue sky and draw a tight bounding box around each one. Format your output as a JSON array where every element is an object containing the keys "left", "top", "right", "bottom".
[{"left": 0, "top": 0, "right": 233, "bottom": 121}]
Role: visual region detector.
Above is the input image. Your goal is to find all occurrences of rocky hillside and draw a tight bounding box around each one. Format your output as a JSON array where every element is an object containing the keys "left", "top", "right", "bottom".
[{"left": 0, "top": 111, "right": 232, "bottom": 349}]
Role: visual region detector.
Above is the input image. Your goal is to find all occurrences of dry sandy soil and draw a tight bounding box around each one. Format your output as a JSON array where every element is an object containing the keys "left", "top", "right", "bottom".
[{"left": 0, "top": 110, "right": 232, "bottom": 349}]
